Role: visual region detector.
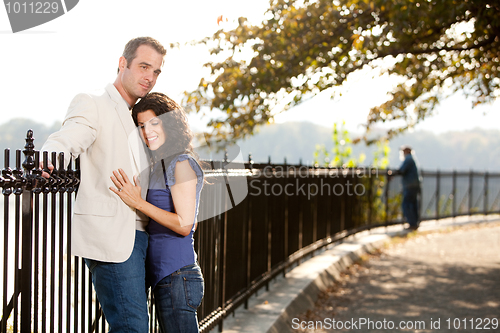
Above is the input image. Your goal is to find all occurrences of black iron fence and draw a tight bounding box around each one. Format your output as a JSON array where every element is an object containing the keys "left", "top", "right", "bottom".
[{"left": 2, "top": 131, "right": 500, "bottom": 332}]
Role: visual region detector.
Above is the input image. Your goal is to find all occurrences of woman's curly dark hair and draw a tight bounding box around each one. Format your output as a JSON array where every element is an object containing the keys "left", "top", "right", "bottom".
[{"left": 132, "top": 92, "right": 195, "bottom": 163}]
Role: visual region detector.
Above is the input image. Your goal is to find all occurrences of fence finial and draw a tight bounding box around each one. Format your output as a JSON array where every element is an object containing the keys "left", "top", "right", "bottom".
[
  {"left": 41, "top": 151, "right": 51, "bottom": 194},
  {"left": 48, "top": 152, "right": 59, "bottom": 193},
  {"left": 32, "top": 151, "right": 44, "bottom": 194},
  {"left": 1, "top": 149, "right": 13, "bottom": 195},
  {"left": 22, "top": 130, "right": 36, "bottom": 190},
  {"left": 13, "top": 149, "right": 25, "bottom": 194}
]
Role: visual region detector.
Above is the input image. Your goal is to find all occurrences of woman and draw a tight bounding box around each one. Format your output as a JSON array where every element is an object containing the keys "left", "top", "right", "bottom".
[{"left": 109, "top": 92, "right": 204, "bottom": 333}]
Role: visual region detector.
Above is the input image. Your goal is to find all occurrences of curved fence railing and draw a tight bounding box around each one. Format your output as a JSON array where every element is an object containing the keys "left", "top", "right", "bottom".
[{"left": 2, "top": 131, "right": 500, "bottom": 332}]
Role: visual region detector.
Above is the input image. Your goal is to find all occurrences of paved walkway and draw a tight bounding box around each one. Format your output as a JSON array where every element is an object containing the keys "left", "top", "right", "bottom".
[
  {"left": 295, "top": 220, "right": 500, "bottom": 332},
  {"left": 216, "top": 215, "right": 500, "bottom": 333}
]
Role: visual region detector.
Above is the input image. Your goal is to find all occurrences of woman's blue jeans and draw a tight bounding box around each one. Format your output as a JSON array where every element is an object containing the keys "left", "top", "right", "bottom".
[
  {"left": 153, "top": 263, "right": 204, "bottom": 333},
  {"left": 84, "top": 230, "right": 149, "bottom": 333}
]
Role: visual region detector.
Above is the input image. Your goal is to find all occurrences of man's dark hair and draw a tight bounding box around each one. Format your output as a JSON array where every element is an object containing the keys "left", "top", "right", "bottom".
[{"left": 117, "top": 37, "right": 167, "bottom": 73}]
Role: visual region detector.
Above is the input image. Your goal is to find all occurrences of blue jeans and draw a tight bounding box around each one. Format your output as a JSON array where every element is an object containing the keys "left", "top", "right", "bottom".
[
  {"left": 403, "top": 187, "right": 420, "bottom": 227},
  {"left": 85, "top": 230, "right": 149, "bottom": 333},
  {"left": 154, "top": 263, "right": 204, "bottom": 333}
]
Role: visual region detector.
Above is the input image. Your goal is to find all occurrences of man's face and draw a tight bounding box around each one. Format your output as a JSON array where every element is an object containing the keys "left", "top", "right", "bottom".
[{"left": 119, "top": 45, "right": 164, "bottom": 105}]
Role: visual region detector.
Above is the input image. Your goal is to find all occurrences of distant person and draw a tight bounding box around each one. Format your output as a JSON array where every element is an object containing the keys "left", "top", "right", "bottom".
[
  {"left": 41, "top": 37, "right": 167, "bottom": 332},
  {"left": 110, "top": 92, "right": 205, "bottom": 333},
  {"left": 398, "top": 145, "right": 421, "bottom": 230}
]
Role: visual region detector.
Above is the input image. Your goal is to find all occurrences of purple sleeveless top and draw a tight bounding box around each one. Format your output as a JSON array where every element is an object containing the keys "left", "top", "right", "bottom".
[{"left": 145, "top": 154, "right": 204, "bottom": 290}]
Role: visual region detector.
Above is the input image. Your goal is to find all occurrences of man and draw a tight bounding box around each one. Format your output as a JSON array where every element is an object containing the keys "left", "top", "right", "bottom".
[
  {"left": 398, "top": 145, "right": 421, "bottom": 230},
  {"left": 42, "top": 37, "right": 166, "bottom": 332}
]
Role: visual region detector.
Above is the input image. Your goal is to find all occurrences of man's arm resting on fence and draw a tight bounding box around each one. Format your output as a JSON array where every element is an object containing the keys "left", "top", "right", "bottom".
[{"left": 40, "top": 93, "right": 98, "bottom": 177}]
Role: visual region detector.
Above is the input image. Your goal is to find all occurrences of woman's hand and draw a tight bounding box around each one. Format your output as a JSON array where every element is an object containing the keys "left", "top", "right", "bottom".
[{"left": 110, "top": 169, "right": 144, "bottom": 210}]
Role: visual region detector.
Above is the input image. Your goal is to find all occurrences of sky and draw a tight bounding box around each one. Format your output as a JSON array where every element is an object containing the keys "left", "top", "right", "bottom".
[{"left": 1, "top": 0, "right": 499, "bottom": 137}]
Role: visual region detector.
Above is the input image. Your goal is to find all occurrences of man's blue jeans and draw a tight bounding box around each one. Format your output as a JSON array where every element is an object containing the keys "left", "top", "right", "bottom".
[
  {"left": 153, "top": 263, "right": 204, "bottom": 333},
  {"left": 402, "top": 187, "right": 419, "bottom": 227},
  {"left": 85, "top": 230, "right": 149, "bottom": 333}
]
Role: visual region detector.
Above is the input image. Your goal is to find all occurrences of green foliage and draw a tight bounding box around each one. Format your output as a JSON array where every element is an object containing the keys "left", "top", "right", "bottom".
[
  {"left": 185, "top": 0, "right": 500, "bottom": 143},
  {"left": 314, "top": 121, "right": 365, "bottom": 167},
  {"left": 372, "top": 139, "right": 390, "bottom": 168},
  {"left": 311, "top": 120, "right": 399, "bottom": 225}
]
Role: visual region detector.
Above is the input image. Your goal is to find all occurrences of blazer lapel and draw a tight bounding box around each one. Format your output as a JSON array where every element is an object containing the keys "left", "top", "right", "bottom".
[
  {"left": 106, "top": 84, "right": 135, "bottom": 134},
  {"left": 105, "top": 84, "right": 150, "bottom": 182}
]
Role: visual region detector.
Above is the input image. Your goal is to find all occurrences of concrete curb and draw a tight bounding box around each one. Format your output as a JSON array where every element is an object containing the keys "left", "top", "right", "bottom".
[
  {"left": 214, "top": 215, "right": 500, "bottom": 333},
  {"left": 268, "top": 234, "right": 389, "bottom": 333}
]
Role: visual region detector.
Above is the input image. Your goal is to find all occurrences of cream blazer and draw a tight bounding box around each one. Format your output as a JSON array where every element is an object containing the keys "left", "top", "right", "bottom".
[{"left": 42, "top": 84, "right": 149, "bottom": 263}]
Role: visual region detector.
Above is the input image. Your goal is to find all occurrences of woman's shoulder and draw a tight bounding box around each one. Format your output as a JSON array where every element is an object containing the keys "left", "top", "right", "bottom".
[{"left": 166, "top": 154, "right": 204, "bottom": 186}]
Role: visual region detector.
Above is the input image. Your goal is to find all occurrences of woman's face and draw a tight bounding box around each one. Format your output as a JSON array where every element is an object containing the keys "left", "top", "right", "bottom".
[{"left": 137, "top": 110, "right": 166, "bottom": 151}]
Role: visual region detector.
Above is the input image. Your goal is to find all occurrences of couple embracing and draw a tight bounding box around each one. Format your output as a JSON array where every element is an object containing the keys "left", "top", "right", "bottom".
[{"left": 42, "top": 37, "right": 204, "bottom": 333}]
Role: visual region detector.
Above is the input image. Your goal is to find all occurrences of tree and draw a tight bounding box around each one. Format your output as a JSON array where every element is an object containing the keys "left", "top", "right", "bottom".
[
  {"left": 184, "top": 0, "right": 499, "bottom": 143},
  {"left": 313, "top": 121, "right": 366, "bottom": 167}
]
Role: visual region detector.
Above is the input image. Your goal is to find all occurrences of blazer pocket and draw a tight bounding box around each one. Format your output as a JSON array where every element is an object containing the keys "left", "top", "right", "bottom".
[{"left": 74, "top": 198, "right": 117, "bottom": 217}]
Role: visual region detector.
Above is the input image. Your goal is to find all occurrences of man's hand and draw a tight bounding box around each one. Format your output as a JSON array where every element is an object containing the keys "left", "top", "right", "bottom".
[{"left": 40, "top": 160, "right": 54, "bottom": 178}]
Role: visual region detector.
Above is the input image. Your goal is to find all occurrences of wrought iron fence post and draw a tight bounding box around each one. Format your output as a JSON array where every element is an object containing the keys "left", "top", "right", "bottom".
[
  {"left": 1, "top": 149, "right": 15, "bottom": 333},
  {"left": 484, "top": 172, "right": 489, "bottom": 214},
  {"left": 367, "top": 168, "right": 373, "bottom": 225},
  {"left": 266, "top": 165, "right": 271, "bottom": 292},
  {"left": 283, "top": 157, "right": 289, "bottom": 278},
  {"left": 216, "top": 175, "right": 227, "bottom": 333},
  {"left": 452, "top": 170, "right": 457, "bottom": 217},
  {"left": 20, "top": 193, "right": 33, "bottom": 331},
  {"left": 219, "top": 209, "right": 227, "bottom": 333},
  {"left": 436, "top": 169, "right": 440, "bottom": 220},
  {"left": 469, "top": 169, "right": 473, "bottom": 215},
  {"left": 244, "top": 193, "right": 252, "bottom": 310},
  {"left": 384, "top": 170, "right": 389, "bottom": 226},
  {"left": 244, "top": 154, "right": 252, "bottom": 309},
  {"left": 21, "top": 130, "right": 36, "bottom": 332}
]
